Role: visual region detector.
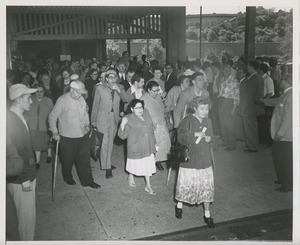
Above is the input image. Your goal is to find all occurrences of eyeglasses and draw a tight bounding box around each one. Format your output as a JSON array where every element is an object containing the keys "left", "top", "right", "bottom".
[
  {"left": 108, "top": 75, "right": 118, "bottom": 80},
  {"left": 151, "top": 89, "right": 160, "bottom": 93},
  {"left": 92, "top": 73, "right": 98, "bottom": 76},
  {"left": 133, "top": 106, "right": 143, "bottom": 110}
]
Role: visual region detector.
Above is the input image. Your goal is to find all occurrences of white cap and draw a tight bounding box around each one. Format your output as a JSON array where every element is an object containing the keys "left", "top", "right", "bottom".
[
  {"left": 70, "top": 80, "right": 87, "bottom": 94},
  {"left": 9, "top": 84, "right": 37, "bottom": 100}
]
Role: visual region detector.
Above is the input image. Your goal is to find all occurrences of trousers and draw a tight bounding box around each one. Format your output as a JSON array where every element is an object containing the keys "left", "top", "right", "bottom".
[
  {"left": 100, "top": 113, "right": 117, "bottom": 170},
  {"left": 7, "top": 179, "right": 36, "bottom": 241},
  {"left": 271, "top": 141, "right": 293, "bottom": 189},
  {"left": 59, "top": 134, "right": 94, "bottom": 185}
]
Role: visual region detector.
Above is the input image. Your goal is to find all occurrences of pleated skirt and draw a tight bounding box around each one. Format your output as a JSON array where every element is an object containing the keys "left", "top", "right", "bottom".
[{"left": 126, "top": 154, "right": 156, "bottom": 177}]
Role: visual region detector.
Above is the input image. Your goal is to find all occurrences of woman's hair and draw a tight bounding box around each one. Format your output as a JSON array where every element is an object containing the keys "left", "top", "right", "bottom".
[
  {"left": 32, "top": 82, "right": 45, "bottom": 91},
  {"left": 189, "top": 97, "right": 210, "bottom": 113},
  {"left": 60, "top": 67, "right": 71, "bottom": 76},
  {"left": 130, "top": 99, "right": 144, "bottom": 111},
  {"left": 145, "top": 80, "right": 159, "bottom": 92},
  {"left": 178, "top": 75, "right": 190, "bottom": 85},
  {"left": 131, "top": 74, "right": 142, "bottom": 84}
]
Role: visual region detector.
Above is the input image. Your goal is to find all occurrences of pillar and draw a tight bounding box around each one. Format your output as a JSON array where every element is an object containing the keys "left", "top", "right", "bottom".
[
  {"left": 244, "top": 7, "right": 256, "bottom": 63},
  {"left": 166, "top": 7, "right": 186, "bottom": 64}
]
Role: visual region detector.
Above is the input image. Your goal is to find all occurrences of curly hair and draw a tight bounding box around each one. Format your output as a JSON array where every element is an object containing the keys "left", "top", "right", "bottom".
[{"left": 189, "top": 96, "right": 210, "bottom": 113}]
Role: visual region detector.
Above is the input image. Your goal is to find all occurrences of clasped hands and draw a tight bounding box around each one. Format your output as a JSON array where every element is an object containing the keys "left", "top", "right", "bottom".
[{"left": 194, "top": 132, "right": 211, "bottom": 143}]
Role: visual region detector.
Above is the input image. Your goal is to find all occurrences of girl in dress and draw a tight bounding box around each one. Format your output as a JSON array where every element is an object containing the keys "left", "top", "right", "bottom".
[
  {"left": 175, "top": 96, "right": 215, "bottom": 228},
  {"left": 118, "top": 99, "right": 158, "bottom": 195}
]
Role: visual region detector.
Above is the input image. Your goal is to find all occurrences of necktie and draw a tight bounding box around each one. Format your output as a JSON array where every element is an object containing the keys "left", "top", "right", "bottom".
[
  {"left": 36, "top": 103, "right": 40, "bottom": 131},
  {"left": 111, "top": 90, "right": 115, "bottom": 112}
]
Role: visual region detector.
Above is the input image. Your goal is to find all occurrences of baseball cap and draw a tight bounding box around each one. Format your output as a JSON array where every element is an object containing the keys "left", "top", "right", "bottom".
[
  {"left": 9, "top": 84, "right": 37, "bottom": 100},
  {"left": 70, "top": 74, "right": 79, "bottom": 81},
  {"left": 70, "top": 80, "right": 87, "bottom": 94}
]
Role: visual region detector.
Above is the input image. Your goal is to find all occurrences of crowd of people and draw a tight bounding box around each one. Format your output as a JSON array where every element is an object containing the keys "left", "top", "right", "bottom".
[{"left": 6, "top": 51, "right": 293, "bottom": 240}]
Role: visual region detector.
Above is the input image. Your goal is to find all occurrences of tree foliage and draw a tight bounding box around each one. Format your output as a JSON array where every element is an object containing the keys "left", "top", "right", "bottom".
[
  {"left": 106, "top": 40, "right": 121, "bottom": 62},
  {"left": 186, "top": 7, "right": 292, "bottom": 46},
  {"left": 141, "top": 39, "right": 166, "bottom": 62}
]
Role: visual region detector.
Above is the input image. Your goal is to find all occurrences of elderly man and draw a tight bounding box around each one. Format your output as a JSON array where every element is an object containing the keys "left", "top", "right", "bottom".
[
  {"left": 48, "top": 80, "right": 100, "bottom": 189},
  {"left": 173, "top": 72, "right": 210, "bottom": 129},
  {"left": 7, "top": 84, "right": 37, "bottom": 240},
  {"left": 91, "top": 68, "right": 130, "bottom": 178},
  {"left": 260, "top": 76, "right": 293, "bottom": 192}
]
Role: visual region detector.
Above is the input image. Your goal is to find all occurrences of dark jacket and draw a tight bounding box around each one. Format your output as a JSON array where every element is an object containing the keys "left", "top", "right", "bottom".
[
  {"left": 239, "top": 73, "right": 265, "bottom": 117},
  {"left": 6, "top": 111, "right": 36, "bottom": 184},
  {"left": 118, "top": 109, "right": 156, "bottom": 159},
  {"left": 177, "top": 114, "right": 213, "bottom": 169},
  {"left": 165, "top": 72, "right": 178, "bottom": 93}
]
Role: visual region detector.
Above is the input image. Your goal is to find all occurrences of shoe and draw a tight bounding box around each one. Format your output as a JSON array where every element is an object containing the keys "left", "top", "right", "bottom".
[
  {"left": 244, "top": 149, "right": 258, "bottom": 153},
  {"left": 145, "top": 186, "right": 156, "bottom": 195},
  {"left": 129, "top": 181, "right": 136, "bottom": 188},
  {"left": 65, "top": 179, "right": 76, "bottom": 185},
  {"left": 156, "top": 162, "right": 164, "bottom": 171},
  {"left": 203, "top": 216, "right": 215, "bottom": 228},
  {"left": 175, "top": 206, "right": 182, "bottom": 219},
  {"left": 224, "top": 147, "right": 235, "bottom": 151},
  {"left": 276, "top": 186, "right": 292, "bottom": 192},
  {"left": 274, "top": 180, "right": 282, "bottom": 185},
  {"left": 83, "top": 182, "right": 101, "bottom": 189},
  {"left": 111, "top": 165, "right": 116, "bottom": 170},
  {"left": 106, "top": 169, "right": 113, "bottom": 179},
  {"left": 46, "top": 156, "right": 52, "bottom": 164}
]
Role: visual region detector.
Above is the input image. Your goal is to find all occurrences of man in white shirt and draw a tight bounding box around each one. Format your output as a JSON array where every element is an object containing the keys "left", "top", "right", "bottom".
[{"left": 257, "top": 63, "right": 275, "bottom": 146}]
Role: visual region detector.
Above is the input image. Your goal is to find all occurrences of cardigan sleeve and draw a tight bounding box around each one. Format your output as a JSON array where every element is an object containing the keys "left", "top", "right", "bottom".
[
  {"left": 177, "top": 117, "right": 196, "bottom": 145},
  {"left": 117, "top": 123, "right": 129, "bottom": 140}
]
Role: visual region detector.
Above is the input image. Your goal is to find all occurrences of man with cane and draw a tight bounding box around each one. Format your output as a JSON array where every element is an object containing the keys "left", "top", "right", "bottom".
[{"left": 49, "top": 80, "right": 100, "bottom": 188}]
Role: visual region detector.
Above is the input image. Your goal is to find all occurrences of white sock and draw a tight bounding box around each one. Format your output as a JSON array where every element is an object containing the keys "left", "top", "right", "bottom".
[
  {"left": 204, "top": 210, "right": 210, "bottom": 218},
  {"left": 177, "top": 202, "right": 183, "bottom": 209}
]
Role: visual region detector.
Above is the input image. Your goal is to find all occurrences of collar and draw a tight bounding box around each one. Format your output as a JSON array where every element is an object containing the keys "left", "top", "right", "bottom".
[
  {"left": 240, "top": 77, "right": 246, "bottom": 83},
  {"left": 283, "top": 87, "right": 292, "bottom": 94},
  {"left": 248, "top": 72, "right": 257, "bottom": 80}
]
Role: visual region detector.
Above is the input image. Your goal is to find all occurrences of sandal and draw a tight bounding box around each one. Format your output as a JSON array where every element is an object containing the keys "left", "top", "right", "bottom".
[
  {"left": 145, "top": 186, "right": 156, "bottom": 195},
  {"left": 129, "top": 181, "right": 136, "bottom": 188}
]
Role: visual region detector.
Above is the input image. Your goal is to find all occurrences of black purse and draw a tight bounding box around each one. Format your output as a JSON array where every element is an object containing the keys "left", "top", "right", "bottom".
[
  {"left": 170, "top": 144, "right": 190, "bottom": 162},
  {"left": 169, "top": 121, "right": 191, "bottom": 163}
]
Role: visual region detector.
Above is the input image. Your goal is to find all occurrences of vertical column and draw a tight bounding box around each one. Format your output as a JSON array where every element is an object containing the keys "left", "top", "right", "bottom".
[
  {"left": 96, "top": 39, "right": 107, "bottom": 62},
  {"left": 166, "top": 7, "right": 186, "bottom": 64},
  {"left": 244, "top": 7, "right": 256, "bottom": 63},
  {"left": 127, "top": 39, "right": 131, "bottom": 56}
]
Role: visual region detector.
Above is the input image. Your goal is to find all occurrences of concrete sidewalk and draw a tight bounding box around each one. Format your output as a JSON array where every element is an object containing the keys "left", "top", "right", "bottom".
[{"left": 34, "top": 139, "right": 293, "bottom": 241}]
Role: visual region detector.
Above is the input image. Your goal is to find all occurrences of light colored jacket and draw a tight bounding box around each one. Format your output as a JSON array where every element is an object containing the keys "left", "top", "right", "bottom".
[
  {"left": 91, "top": 82, "right": 130, "bottom": 133},
  {"left": 264, "top": 87, "right": 292, "bottom": 141}
]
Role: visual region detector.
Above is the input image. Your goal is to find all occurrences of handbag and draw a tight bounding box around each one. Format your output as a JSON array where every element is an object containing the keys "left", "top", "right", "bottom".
[
  {"left": 169, "top": 120, "right": 191, "bottom": 163},
  {"left": 89, "top": 126, "right": 104, "bottom": 162},
  {"left": 170, "top": 143, "right": 190, "bottom": 162}
]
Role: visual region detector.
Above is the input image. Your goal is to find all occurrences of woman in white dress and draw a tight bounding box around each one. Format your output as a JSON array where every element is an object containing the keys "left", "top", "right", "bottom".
[{"left": 118, "top": 99, "right": 158, "bottom": 195}]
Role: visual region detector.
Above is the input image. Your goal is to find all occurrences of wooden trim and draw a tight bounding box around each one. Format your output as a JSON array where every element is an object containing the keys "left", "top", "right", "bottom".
[
  {"left": 15, "top": 33, "right": 166, "bottom": 40},
  {"left": 15, "top": 14, "right": 86, "bottom": 35}
]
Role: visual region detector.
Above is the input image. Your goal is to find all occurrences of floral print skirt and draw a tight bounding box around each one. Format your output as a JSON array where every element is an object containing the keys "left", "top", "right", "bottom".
[{"left": 175, "top": 166, "right": 214, "bottom": 204}]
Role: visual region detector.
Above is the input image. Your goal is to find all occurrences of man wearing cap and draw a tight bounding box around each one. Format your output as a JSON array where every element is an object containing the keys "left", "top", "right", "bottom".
[
  {"left": 7, "top": 84, "right": 37, "bottom": 240},
  {"left": 91, "top": 68, "right": 130, "bottom": 178},
  {"left": 48, "top": 80, "right": 100, "bottom": 188}
]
